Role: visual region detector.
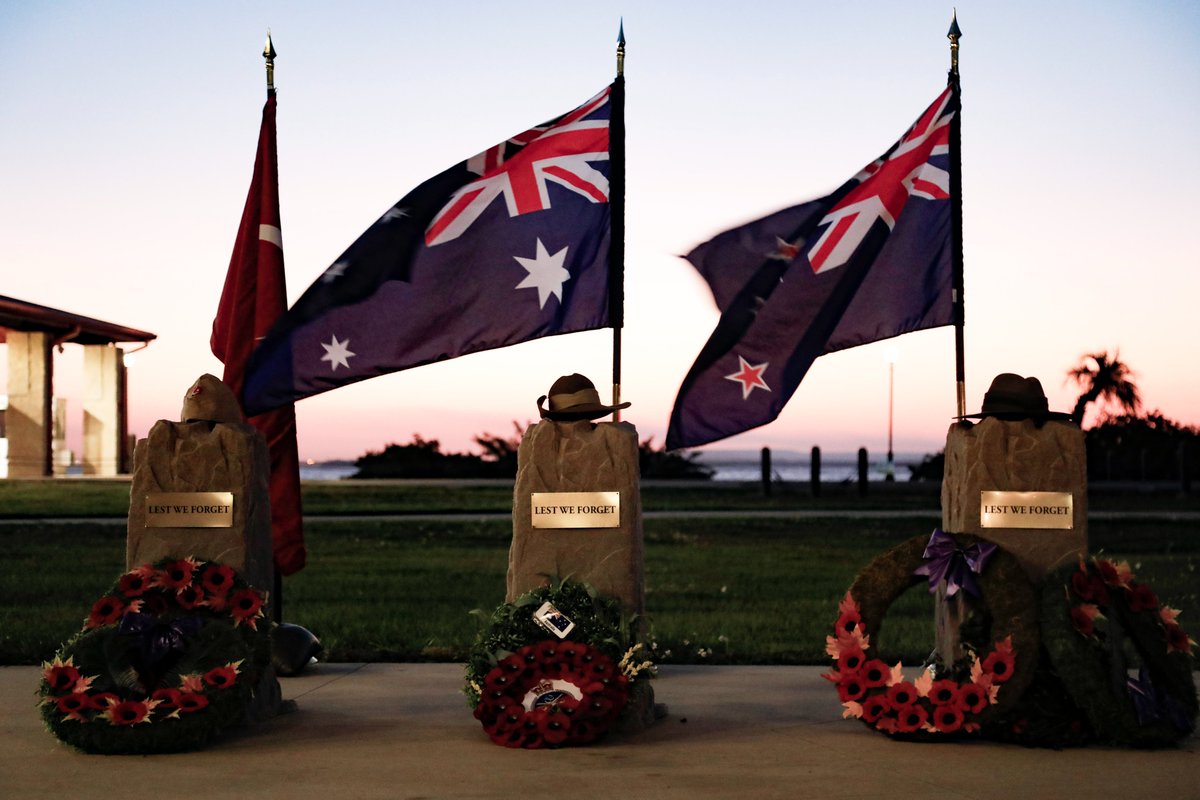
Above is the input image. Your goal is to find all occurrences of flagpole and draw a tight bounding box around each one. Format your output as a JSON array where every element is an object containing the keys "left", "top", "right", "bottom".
[
  {"left": 609, "top": 21, "right": 626, "bottom": 420},
  {"left": 947, "top": 11, "right": 967, "bottom": 418},
  {"left": 263, "top": 30, "right": 286, "bottom": 624}
]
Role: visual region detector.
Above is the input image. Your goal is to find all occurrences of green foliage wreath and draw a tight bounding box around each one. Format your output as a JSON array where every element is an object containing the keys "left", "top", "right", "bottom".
[
  {"left": 828, "top": 532, "right": 1040, "bottom": 737},
  {"left": 464, "top": 580, "right": 655, "bottom": 748},
  {"left": 38, "top": 557, "right": 271, "bottom": 754},
  {"left": 1039, "top": 556, "right": 1197, "bottom": 747}
]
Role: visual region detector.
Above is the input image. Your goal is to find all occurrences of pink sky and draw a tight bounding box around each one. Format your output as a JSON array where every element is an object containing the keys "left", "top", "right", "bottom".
[{"left": 2, "top": 2, "right": 1197, "bottom": 464}]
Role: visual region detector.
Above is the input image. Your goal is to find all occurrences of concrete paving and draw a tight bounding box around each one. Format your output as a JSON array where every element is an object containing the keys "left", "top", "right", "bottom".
[{"left": 2, "top": 663, "right": 1196, "bottom": 800}]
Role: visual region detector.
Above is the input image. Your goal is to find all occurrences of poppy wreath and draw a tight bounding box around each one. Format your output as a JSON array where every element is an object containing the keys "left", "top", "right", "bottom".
[
  {"left": 38, "top": 557, "right": 271, "bottom": 754},
  {"left": 1039, "top": 556, "right": 1198, "bottom": 747},
  {"left": 464, "top": 580, "right": 655, "bottom": 748},
  {"left": 825, "top": 533, "right": 1039, "bottom": 737}
]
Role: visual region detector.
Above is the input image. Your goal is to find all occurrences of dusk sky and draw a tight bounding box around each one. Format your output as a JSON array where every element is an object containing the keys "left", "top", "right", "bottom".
[{"left": 2, "top": 2, "right": 1197, "bottom": 463}]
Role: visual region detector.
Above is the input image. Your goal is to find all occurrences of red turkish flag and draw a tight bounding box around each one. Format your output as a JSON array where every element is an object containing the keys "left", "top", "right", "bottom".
[{"left": 211, "top": 92, "right": 306, "bottom": 576}]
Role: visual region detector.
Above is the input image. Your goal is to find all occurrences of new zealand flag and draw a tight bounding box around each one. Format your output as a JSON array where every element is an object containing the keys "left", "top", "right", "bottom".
[
  {"left": 242, "top": 85, "right": 617, "bottom": 416},
  {"left": 667, "top": 85, "right": 958, "bottom": 450}
]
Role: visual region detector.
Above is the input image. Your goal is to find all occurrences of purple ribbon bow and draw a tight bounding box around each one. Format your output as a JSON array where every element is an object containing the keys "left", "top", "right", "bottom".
[
  {"left": 118, "top": 612, "right": 203, "bottom": 666},
  {"left": 912, "top": 529, "right": 997, "bottom": 599}
]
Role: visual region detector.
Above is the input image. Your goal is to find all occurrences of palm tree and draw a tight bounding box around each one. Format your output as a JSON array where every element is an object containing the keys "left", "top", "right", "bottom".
[{"left": 1068, "top": 351, "right": 1141, "bottom": 427}]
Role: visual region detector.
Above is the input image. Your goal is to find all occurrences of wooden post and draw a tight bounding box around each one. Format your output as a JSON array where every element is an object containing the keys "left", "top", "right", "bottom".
[
  {"left": 810, "top": 446, "right": 822, "bottom": 498},
  {"left": 760, "top": 447, "right": 772, "bottom": 497},
  {"left": 857, "top": 447, "right": 869, "bottom": 497}
]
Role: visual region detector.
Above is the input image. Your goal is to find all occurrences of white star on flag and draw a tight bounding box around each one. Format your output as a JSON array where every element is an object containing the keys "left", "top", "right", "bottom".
[
  {"left": 320, "top": 335, "right": 355, "bottom": 371},
  {"left": 380, "top": 207, "right": 409, "bottom": 223},
  {"left": 513, "top": 238, "right": 570, "bottom": 308},
  {"left": 725, "top": 355, "right": 770, "bottom": 399}
]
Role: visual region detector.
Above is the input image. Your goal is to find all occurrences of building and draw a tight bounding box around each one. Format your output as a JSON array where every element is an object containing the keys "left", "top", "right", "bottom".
[{"left": 0, "top": 295, "right": 155, "bottom": 477}]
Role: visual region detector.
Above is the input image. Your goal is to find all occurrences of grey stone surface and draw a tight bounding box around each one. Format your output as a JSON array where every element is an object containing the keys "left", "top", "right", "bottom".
[
  {"left": 508, "top": 420, "right": 645, "bottom": 615},
  {"left": 1, "top": 663, "right": 1195, "bottom": 799}
]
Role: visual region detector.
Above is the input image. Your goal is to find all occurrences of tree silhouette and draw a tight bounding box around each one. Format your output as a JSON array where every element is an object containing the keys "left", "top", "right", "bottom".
[{"left": 1068, "top": 351, "right": 1141, "bottom": 428}]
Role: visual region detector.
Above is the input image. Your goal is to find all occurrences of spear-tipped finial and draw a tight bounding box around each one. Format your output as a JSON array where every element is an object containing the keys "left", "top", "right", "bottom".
[
  {"left": 947, "top": 10, "right": 961, "bottom": 76},
  {"left": 617, "top": 18, "right": 626, "bottom": 77},
  {"left": 263, "top": 31, "right": 276, "bottom": 94}
]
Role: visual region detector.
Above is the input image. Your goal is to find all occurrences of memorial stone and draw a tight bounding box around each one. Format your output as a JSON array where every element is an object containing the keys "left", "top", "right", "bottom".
[
  {"left": 126, "top": 374, "right": 274, "bottom": 606},
  {"left": 942, "top": 417, "right": 1087, "bottom": 579},
  {"left": 508, "top": 418, "right": 645, "bottom": 615},
  {"left": 935, "top": 374, "right": 1087, "bottom": 666}
]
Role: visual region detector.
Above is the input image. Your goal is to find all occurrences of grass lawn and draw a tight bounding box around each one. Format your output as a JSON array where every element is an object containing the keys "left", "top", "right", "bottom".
[{"left": 2, "top": 510, "right": 1196, "bottom": 667}]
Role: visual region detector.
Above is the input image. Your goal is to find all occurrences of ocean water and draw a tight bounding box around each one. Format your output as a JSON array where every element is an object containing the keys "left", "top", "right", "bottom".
[{"left": 299, "top": 452, "right": 924, "bottom": 483}]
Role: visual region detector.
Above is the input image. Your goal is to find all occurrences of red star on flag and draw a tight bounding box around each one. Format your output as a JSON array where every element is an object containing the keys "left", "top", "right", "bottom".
[{"left": 725, "top": 355, "right": 770, "bottom": 399}]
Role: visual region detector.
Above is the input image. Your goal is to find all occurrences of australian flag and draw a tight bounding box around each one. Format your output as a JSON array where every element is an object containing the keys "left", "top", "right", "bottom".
[
  {"left": 242, "top": 85, "right": 617, "bottom": 416},
  {"left": 667, "top": 85, "right": 958, "bottom": 450}
]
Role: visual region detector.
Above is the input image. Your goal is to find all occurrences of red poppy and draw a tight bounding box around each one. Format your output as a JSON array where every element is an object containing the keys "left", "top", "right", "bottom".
[
  {"left": 958, "top": 683, "right": 989, "bottom": 714},
  {"left": 140, "top": 592, "right": 169, "bottom": 616},
  {"left": 981, "top": 649, "right": 1015, "bottom": 684},
  {"left": 859, "top": 659, "right": 890, "bottom": 688},
  {"left": 176, "top": 585, "right": 206, "bottom": 610},
  {"left": 860, "top": 694, "right": 891, "bottom": 723},
  {"left": 151, "top": 688, "right": 182, "bottom": 708},
  {"left": 535, "top": 640, "right": 561, "bottom": 663},
  {"left": 886, "top": 681, "right": 919, "bottom": 708},
  {"left": 1070, "top": 606, "right": 1096, "bottom": 637},
  {"left": 157, "top": 558, "right": 197, "bottom": 590},
  {"left": 103, "top": 699, "right": 153, "bottom": 726},
  {"left": 1166, "top": 623, "right": 1193, "bottom": 654},
  {"left": 55, "top": 692, "right": 95, "bottom": 716},
  {"left": 90, "top": 692, "right": 119, "bottom": 709},
  {"left": 836, "top": 644, "right": 866, "bottom": 674},
  {"left": 537, "top": 708, "right": 571, "bottom": 745},
  {"left": 118, "top": 567, "right": 154, "bottom": 598},
  {"left": 229, "top": 589, "right": 265, "bottom": 627},
  {"left": 834, "top": 611, "right": 861, "bottom": 639},
  {"left": 894, "top": 703, "right": 929, "bottom": 733},
  {"left": 837, "top": 675, "right": 867, "bottom": 703},
  {"left": 1128, "top": 584, "right": 1159, "bottom": 613},
  {"left": 203, "top": 664, "right": 240, "bottom": 690},
  {"left": 483, "top": 666, "right": 516, "bottom": 693},
  {"left": 932, "top": 705, "right": 965, "bottom": 733},
  {"left": 928, "top": 679, "right": 961, "bottom": 706},
  {"left": 176, "top": 692, "right": 209, "bottom": 713},
  {"left": 201, "top": 564, "right": 235, "bottom": 596},
  {"left": 43, "top": 662, "right": 82, "bottom": 695},
  {"left": 86, "top": 596, "right": 125, "bottom": 629}
]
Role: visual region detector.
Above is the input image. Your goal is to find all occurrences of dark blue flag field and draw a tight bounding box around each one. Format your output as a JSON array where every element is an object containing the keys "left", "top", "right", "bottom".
[
  {"left": 667, "top": 85, "right": 958, "bottom": 450},
  {"left": 243, "top": 86, "right": 616, "bottom": 416}
]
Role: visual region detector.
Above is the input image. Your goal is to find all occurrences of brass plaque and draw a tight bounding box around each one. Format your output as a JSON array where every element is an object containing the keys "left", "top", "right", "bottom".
[
  {"left": 145, "top": 492, "right": 235, "bottom": 528},
  {"left": 531, "top": 492, "right": 620, "bottom": 529},
  {"left": 980, "top": 491, "right": 1073, "bottom": 530}
]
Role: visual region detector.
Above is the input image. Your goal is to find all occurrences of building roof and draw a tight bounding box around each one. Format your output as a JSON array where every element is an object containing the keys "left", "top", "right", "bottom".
[{"left": 0, "top": 295, "right": 156, "bottom": 346}]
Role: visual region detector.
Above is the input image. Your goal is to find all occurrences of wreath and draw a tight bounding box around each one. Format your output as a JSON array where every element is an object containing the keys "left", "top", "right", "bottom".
[
  {"left": 464, "top": 580, "right": 655, "bottom": 748},
  {"left": 825, "top": 531, "right": 1039, "bottom": 737},
  {"left": 1039, "top": 556, "right": 1197, "bottom": 747},
  {"left": 39, "top": 557, "right": 271, "bottom": 754}
]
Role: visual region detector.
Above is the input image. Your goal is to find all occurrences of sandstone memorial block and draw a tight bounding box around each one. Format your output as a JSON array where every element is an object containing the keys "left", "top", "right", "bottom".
[
  {"left": 508, "top": 373, "right": 644, "bottom": 616},
  {"left": 508, "top": 418, "right": 645, "bottom": 614},
  {"left": 942, "top": 416, "right": 1087, "bottom": 580},
  {"left": 127, "top": 375, "right": 274, "bottom": 603}
]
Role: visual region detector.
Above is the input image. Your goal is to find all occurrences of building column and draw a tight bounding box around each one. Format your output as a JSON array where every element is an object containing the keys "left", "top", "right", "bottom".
[
  {"left": 82, "top": 344, "right": 127, "bottom": 476},
  {"left": 5, "top": 331, "right": 53, "bottom": 477}
]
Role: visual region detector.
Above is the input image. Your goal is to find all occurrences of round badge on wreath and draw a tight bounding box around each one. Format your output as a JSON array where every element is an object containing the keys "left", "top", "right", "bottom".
[{"left": 38, "top": 557, "right": 272, "bottom": 754}]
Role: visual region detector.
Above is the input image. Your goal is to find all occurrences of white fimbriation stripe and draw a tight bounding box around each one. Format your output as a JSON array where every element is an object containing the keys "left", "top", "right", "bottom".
[{"left": 259, "top": 224, "right": 283, "bottom": 249}]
